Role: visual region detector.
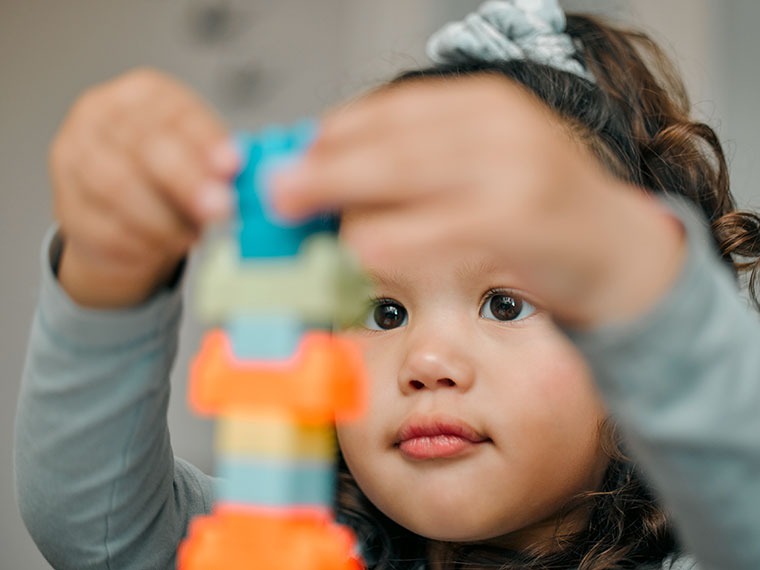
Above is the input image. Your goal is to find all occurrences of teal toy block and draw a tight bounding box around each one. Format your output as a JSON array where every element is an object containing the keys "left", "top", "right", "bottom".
[
  {"left": 227, "top": 315, "right": 305, "bottom": 360},
  {"left": 215, "top": 455, "right": 335, "bottom": 508},
  {"left": 234, "top": 122, "right": 338, "bottom": 259}
]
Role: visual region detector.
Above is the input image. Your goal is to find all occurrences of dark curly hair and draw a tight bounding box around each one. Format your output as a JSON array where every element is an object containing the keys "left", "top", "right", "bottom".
[{"left": 334, "top": 12, "right": 760, "bottom": 570}]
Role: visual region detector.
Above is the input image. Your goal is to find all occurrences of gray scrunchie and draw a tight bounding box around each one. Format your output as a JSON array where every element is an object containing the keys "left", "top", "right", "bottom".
[{"left": 426, "top": 0, "right": 595, "bottom": 83}]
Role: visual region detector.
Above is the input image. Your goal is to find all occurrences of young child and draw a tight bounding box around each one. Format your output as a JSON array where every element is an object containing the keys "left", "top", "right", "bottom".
[{"left": 15, "top": 1, "right": 760, "bottom": 569}]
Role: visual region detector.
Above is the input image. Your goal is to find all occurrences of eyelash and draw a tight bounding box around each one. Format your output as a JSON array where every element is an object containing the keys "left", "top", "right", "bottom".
[
  {"left": 480, "top": 287, "right": 534, "bottom": 303},
  {"left": 478, "top": 287, "right": 537, "bottom": 323},
  {"left": 479, "top": 287, "right": 516, "bottom": 308},
  {"left": 481, "top": 288, "right": 503, "bottom": 302}
]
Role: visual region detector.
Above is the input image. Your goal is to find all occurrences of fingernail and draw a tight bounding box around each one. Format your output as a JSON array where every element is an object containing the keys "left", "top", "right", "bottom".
[
  {"left": 209, "top": 141, "right": 240, "bottom": 175},
  {"left": 197, "top": 182, "right": 232, "bottom": 220}
]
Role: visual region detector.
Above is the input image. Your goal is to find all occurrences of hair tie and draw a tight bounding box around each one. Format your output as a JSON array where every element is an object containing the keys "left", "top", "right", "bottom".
[{"left": 426, "top": 0, "right": 595, "bottom": 83}]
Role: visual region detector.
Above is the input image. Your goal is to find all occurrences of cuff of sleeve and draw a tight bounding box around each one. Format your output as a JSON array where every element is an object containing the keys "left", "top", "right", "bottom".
[
  {"left": 37, "top": 226, "right": 186, "bottom": 352},
  {"left": 564, "top": 195, "right": 740, "bottom": 402}
]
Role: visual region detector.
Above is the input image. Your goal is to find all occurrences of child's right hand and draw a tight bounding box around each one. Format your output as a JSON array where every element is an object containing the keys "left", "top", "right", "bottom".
[{"left": 50, "top": 68, "right": 239, "bottom": 308}]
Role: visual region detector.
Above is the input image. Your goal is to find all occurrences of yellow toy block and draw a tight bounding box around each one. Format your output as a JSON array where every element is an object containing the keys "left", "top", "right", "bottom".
[
  {"left": 216, "top": 414, "right": 336, "bottom": 460},
  {"left": 195, "top": 234, "right": 372, "bottom": 328}
]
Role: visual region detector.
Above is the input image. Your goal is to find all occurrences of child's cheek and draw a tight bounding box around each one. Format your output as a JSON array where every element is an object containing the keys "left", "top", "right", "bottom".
[
  {"left": 529, "top": 320, "right": 599, "bottom": 402},
  {"left": 335, "top": 332, "right": 398, "bottom": 442},
  {"left": 540, "top": 347, "right": 600, "bottom": 411},
  {"left": 341, "top": 331, "right": 400, "bottom": 396},
  {"left": 506, "top": 328, "right": 606, "bottom": 439}
]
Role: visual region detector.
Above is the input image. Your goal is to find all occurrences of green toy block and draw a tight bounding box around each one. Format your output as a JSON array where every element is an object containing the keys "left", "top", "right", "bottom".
[{"left": 195, "top": 234, "right": 372, "bottom": 328}]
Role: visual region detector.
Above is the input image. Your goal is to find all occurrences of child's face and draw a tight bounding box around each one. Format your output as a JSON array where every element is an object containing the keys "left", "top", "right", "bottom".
[{"left": 336, "top": 217, "right": 609, "bottom": 547}]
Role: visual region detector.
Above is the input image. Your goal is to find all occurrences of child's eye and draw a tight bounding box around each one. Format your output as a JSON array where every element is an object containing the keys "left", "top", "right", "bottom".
[
  {"left": 479, "top": 290, "right": 535, "bottom": 322},
  {"left": 364, "top": 299, "right": 408, "bottom": 331}
]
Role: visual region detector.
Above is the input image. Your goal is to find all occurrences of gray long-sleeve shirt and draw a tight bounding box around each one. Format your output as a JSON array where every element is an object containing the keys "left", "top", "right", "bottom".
[{"left": 14, "top": 203, "right": 760, "bottom": 570}]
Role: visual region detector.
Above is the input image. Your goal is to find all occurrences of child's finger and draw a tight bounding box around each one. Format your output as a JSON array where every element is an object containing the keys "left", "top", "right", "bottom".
[
  {"left": 270, "top": 86, "right": 474, "bottom": 217},
  {"left": 139, "top": 71, "right": 240, "bottom": 178},
  {"left": 112, "top": 174, "right": 200, "bottom": 258},
  {"left": 271, "top": 126, "right": 437, "bottom": 217},
  {"left": 169, "top": 104, "right": 239, "bottom": 178},
  {"left": 136, "top": 130, "right": 232, "bottom": 225},
  {"left": 98, "top": 68, "right": 238, "bottom": 205},
  {"left": 272, "top": 119, "right": 468, "bottom": 219},
  {"left": 270, "top": 149, "right": 384, "bottom": 218},
  {"left": 340, "top": 198, "right": 472, "bottom": 268},
  {"left": 59, "top": 182, "right": 150, "bottom": 265},
  {"left": 72, "top": 137, "right": 199, "bottom": 256}
]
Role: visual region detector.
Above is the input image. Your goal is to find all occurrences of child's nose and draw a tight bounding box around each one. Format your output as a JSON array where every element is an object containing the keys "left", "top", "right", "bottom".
[{"left": 397, "top": 330, "right": 476, "bottom": 394}]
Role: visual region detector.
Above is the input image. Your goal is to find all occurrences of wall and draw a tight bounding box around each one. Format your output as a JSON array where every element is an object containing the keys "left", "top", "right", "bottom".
[{"left": 1, "top": 1, "right": 757, "bottom": 568}]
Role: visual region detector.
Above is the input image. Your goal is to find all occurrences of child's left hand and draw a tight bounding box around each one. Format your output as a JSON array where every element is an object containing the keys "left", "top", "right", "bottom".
[{"left": 272, "top": 75, "right": 685, "bottom": 328}]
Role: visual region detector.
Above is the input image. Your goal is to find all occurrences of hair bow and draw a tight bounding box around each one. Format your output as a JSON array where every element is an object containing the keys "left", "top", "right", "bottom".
[{"left": 426, "top": 0, "right": 595, "bottom": 83}]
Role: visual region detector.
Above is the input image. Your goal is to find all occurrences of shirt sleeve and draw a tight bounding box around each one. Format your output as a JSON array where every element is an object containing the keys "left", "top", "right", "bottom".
[
  {"left": 14, "top": 228, "right": 214, "bottom": 570},
  {"left": 566, "top": 198, "right": 760, "bottom": 570}
]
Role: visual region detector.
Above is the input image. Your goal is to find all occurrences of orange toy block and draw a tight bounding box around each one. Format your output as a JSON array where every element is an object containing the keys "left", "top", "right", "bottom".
[
  {"left": 190, "top": 330, "right": 365, "bottom": 423},
  {"left": 177, "top": 508, "right": 364, "bottom": 570}
]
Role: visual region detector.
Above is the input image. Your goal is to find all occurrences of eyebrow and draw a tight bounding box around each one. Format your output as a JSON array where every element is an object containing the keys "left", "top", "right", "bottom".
[
  {"left": 366, "top": 268, "right": 412, "bottom": 290},
  {"left": 454, "top": 258, "right": 502, "bottom": 281}
]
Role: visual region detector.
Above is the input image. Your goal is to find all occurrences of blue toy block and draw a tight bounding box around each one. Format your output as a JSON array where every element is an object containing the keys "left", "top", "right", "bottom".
[
  {"left": 215, "top": 455, "right": 335, "bottom": 507},
  {"left": 227, "top": 315, "right": 305, "bottom": 360},
  {"left": 234, "top": 122, "right": 338, "bottom": 259}
]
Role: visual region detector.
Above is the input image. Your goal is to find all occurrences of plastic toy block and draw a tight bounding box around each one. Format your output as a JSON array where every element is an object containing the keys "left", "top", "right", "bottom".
[
  {"left": 237, "top": 217, "right": 338, "bottom": 259},
  {"left": 215, "top": 455, "right": 335, "bottom": 507},
  {"left": 235, "top": 122, "right": 317, "bottom": 213},
  {"left": 195, "top": 234, "right": 372, "bottom": 327},
  {"left": 234, "top": 125, "right": 339, "bottom": 259},
  {"left": 177, "top": 509, "right": 362, "bottom": 570},
  {"left": 216, "top": 415, "right": 336, "bottom": 459},
  {"left": 189, "top": 330, "right": 365, "bottom": 423},
  {"left": 210, "top": 503, "right": 333, "bottom": 519},
  {"left": 227, "top": 315, "right": 305, "bottom": 360}
]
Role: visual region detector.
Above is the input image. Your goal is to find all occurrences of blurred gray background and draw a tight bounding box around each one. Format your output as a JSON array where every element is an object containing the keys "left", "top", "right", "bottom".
[{"left": 1, "top": 1, "right": 758, "bottom": 568}]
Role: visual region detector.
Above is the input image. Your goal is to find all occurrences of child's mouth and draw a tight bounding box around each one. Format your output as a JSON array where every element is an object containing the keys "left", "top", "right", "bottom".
[
  {"left": 397, "top": 434, "right": 488, "bottom": 459},
  {"left": 394, "top": 415, "right": 490, "bottom": 460}
]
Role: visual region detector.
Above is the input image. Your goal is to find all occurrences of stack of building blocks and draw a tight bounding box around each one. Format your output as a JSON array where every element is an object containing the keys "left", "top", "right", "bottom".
[{"left": 177, "top": 122, "right": 370, "bottom": 570}]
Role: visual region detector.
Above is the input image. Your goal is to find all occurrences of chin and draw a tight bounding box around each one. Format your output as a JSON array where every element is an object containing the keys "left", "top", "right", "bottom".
[
  {"left": 386, "top": 509, "right": 505, "bottom": 543},
  {"left": 415, "top": 528, "right": 494, "bottom": 543}
]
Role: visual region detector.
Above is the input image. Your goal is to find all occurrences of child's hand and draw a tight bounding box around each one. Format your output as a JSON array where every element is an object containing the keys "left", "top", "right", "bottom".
[
  {"left": 50, "top": 68, "right": 239, "bottom": 308},
  {"left": 273, "top": 76, "right": 685, "bottom": 328}
]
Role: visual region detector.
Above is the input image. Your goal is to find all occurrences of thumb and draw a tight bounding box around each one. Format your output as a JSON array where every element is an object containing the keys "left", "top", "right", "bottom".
[{"left": 269, "top": 162, "right": 323, "bottom": 221}]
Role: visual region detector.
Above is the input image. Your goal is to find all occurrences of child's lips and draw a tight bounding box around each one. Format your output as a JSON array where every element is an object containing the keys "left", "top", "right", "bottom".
[
  {"left": 394, "top": 416, "right": 490, "bottom": 460},
  {"left": 397, "top": 434, "right": 486, "bottom": 460}
]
